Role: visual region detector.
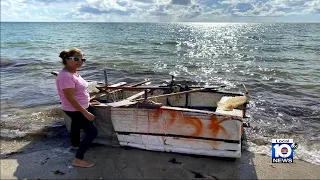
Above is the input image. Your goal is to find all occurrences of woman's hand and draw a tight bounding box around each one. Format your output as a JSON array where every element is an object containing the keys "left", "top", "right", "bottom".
[
  {"left": 89, "top": 100, "right": 101, "bottom": 107},
  {"left": 84, "top": 111, "right": 95, "bottom": 121}
]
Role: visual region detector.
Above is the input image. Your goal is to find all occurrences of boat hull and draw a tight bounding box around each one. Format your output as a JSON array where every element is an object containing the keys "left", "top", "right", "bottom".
[
  {"left": 62, "top": 83, "right": 247, "bottom": 159},
  {"left": 110, "top": 106, "right": 243, "bottom": 158}
]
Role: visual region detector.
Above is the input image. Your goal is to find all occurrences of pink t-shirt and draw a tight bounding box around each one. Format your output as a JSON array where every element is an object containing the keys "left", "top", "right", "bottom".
[{"left": 56, "top": 69, "right": 90, "bottom": 111}]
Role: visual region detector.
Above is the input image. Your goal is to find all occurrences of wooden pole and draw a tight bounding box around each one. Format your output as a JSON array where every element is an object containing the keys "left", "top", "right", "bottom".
[
  {"left": 97, "top": 86, "right": 171, "bottom": 91},
  {"left": 242, "top": 84, "right": 248, "bottom": 95},
  {"left": 104, "top": 69, "right": 108, "bottom": 88},
  {"left": 135, "top": 88, "right": 204, "bottom": 101},
  {"left": 144, "top": 90, "right": 148, "bottom": 101},
  {"left": 90, "top": 80, "right": 151, "bottom": 100}
]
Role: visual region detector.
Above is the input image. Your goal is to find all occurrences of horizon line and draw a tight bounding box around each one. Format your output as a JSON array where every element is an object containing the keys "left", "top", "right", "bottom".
[{"left": 1, "top": 21, "right": 320, "bottom": 23}]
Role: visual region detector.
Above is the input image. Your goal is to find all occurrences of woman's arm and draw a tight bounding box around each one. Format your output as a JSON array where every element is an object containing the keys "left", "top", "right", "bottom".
[{"left": 62, "top": 88, "right": 95, "bottom": 121}]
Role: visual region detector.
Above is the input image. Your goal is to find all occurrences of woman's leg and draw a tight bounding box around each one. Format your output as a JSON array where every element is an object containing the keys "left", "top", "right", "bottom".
[
  {"left": 75, "top": 120, "right": 98, "bottom": 160},
  {"left": 64, "top": 109, "right": 98, "bottom": 167},
  {"left": 71, "top": 120, "right": 81, "bottom": 149},
  {"left": 64, "top": 111, "right": 81, "bottom": 149}
]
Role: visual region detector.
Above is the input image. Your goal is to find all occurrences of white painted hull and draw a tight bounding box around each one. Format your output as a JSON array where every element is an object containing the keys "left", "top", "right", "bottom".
[
  {"left": 110, "top": 105, "right": 244, "bottom": 158},
  {"left": 117, "top": 133, "right": 241, "bottom": 158}
]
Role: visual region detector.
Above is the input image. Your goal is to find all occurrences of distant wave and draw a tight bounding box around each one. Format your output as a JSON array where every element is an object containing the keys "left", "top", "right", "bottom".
[{"left": 150, "top": 41, "right": 179, "bottom": 45}]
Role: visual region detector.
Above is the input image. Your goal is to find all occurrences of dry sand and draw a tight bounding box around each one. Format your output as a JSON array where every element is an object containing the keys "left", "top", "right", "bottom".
[{"left": 1, "top": 136, "right": 319, "bottom": 180}]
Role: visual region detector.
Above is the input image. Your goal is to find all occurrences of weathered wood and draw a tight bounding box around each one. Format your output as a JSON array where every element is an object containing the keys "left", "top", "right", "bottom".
[
  {"left": 136, "top": 88, "right": 204, "bottom": 101},
  {"left": 121, "top": 79, "right": 151, "bottom": 88},
  {"left": 104, "top": 69, "right": 108, "bottom": 87},
  {"left": 110, "top": 107, "right": 242, "bottom": 141},
  {"left": 126, "top": 91, "right": 147, "bottom": 101},
  {"left": 117, "top": 133, "right": 240, "bottom": 151},
  {"left": 119, "top": 140, "right": 241, "bottom": 158},
  {"left": 106, "top": 80, "right": 151, "bottom": 95},
  {"left": 158, "top": 85, "right": 226, "bottom": 89},
  {"left": 92, "top": 80, "right": 151, "bottom": 101},
  {"left": 90, "top": 82, "right": 127, "bottom": 101},
  {"left": 160, "top": 106, "right": 215, "bottom": 114},
  {"left": 242, "top": 84, "right": 248, "bottom": 94},
  {"left": 96, "top": 100, "right": 136, "bottom": 108},
  {"left": 96, "top": 86, "right": 171, "bottom": 90}
]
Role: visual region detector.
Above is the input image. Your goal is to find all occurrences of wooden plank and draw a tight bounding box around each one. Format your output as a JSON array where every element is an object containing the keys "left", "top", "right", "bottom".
[
  {"left": 160, "top": 106, "right": 215, "bottom": 114},
  {"left": 97, "top": 86, "right": 171, "bottom": 90},
  {"left": 95, "top": 89, "right": 150, "bottom": 107},
  {"left": 118, "top": 141, "right": 241, "bottom": 158},
  {"left": 242, "top": 84, "right": 248, "bottom": 94},
  {"left": 90, "top": 82, "right": 127, "bottom": 100},
  {"left": 161, "top": 106, "right": 243, "bottom": 118},
  {"left": 126, "top": 91, "right": 147, "bottom": 101},
  {"left": 95, "top": 99, "right": 137, "bottom": 107},
  {"left": 110, "top": 108, "right": 242, "bottom": 141},
  {"left": 116, "top": 133, "right": 240, "bottom": 151},
  {"left": 109, "top": 82, "right": 127, "bottom": 87},
  {"left": 92, "top": 80, "right": 151, "bottom": 101},
  {"left": 124, "top": 79, "right": 151, "bottom": 87},
  {"left": 215, "top": 109, "right": 244, "bottom": 118},
  {"left": 135, "top": 88, "right": 204, "bottom": 101}
]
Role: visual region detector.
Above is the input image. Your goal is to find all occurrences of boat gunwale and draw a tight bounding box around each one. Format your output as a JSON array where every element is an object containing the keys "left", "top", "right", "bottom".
[{"left": 110, "top": 105, "right": 245, "bottom": 121}]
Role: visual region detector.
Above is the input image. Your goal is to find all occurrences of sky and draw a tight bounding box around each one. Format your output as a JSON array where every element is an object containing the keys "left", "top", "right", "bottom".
[{"left": 1, "top": 0, "right": 319, "bottom": 22}]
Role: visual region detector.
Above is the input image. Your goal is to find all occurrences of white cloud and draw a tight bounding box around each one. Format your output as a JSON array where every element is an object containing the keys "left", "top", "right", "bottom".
[
  {"left": 1, "top": 0, "right": 319, "bottom": 22},
  {"left": 304, "top": 0, "right": 320, "bottom": 13}
]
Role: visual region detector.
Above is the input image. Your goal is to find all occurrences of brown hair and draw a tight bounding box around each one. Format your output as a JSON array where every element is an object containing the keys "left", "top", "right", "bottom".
[{"left": 59, "top": 47, "right": 84, "bottom": 65}]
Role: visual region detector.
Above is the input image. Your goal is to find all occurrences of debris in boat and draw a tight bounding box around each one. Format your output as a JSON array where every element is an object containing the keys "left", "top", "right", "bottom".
[
  {"left": 136, "top": 100, "right": 163, "bottom": 109},
  {"left": 168, "top": 158, "right": 182, "bottom": 164},
  {"left": 52, "top": 170, "right": 65, "bottom": 175},
  {"left": 87, "top": 81, "right": 99, "bottom": 93},
  {"left": 217, "top": 96, "right": 249, "bottom": 111}
]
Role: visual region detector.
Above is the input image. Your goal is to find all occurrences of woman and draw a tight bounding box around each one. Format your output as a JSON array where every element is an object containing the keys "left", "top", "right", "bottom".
[{"left": 56, "top": 47, "right": 100, "bottom": 168}]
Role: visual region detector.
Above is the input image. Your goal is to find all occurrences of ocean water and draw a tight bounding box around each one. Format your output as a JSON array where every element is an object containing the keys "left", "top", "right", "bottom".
[{"left": 1, "top": 22, "right": 319, "bottom": 164}]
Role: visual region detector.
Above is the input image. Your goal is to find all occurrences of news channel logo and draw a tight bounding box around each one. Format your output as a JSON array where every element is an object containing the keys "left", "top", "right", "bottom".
[{"left": 272, "top": 139, "right": 298, "bottom": 163}]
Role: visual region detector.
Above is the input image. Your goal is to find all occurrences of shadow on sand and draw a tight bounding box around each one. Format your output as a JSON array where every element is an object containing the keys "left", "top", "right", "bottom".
[{"left": 1, "top": 120, "right": 258, "bottom": 180}]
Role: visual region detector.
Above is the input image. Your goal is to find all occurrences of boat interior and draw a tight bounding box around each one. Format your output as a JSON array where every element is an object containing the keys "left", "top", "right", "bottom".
[{"left": 93, "top": 81, "right": 249, "bottom": 119}]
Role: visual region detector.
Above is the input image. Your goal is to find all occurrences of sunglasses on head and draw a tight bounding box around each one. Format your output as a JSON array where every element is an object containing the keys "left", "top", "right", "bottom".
[{"left": 68, "top": 57, "right": 86, "bottom": 62}]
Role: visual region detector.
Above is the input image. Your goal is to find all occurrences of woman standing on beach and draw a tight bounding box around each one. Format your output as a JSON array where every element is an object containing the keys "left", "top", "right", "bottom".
[{"left": 56, "top": 47, "right": 99, "bottom": 168}]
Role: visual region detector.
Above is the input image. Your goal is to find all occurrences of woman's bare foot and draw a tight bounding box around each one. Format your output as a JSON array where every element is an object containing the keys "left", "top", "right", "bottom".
[{"left": 72, "top": 158, "right": 94, "bottom": 168}]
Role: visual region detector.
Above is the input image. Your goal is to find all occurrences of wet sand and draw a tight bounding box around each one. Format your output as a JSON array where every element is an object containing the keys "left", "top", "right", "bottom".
[{"left": 1, "top": 133, "right": 319, "bottom": 180}]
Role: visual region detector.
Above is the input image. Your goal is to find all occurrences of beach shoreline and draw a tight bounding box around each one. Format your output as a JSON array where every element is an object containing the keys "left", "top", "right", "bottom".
[{"left": 1, "top": 133, "right": 319, "bottom": 180}]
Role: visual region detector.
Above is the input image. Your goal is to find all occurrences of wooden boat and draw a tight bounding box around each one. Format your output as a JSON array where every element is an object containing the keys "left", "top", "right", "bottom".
[{"left": 52, "top": 71, "right": 250, "bottom": 160}]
